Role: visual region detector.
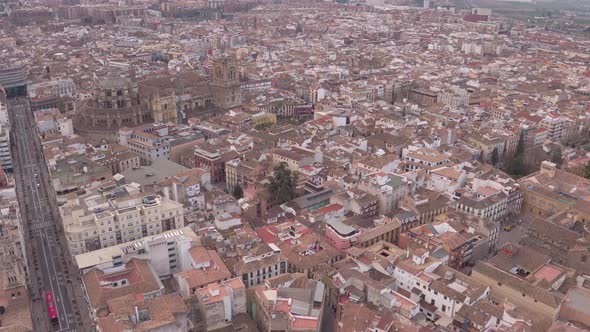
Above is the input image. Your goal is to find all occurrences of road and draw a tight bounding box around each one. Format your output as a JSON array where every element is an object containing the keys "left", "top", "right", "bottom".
[{"left": 8, "top": 98, "right": 91, "bottom": 332}]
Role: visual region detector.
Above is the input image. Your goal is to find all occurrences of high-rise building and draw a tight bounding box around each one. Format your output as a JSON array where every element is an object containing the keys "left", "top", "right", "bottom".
[{"left": 0, "top": 64, "right": 29, "bottom": 98}]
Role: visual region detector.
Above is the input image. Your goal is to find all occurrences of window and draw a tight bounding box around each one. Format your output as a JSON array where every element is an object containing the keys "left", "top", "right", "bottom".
[{"left": 121, "top": 280, "right": 127, "bottom": 286}]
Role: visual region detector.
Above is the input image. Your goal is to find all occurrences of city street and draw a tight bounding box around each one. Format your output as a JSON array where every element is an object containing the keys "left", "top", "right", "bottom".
[{"left": 9, "top": 99, "right": 91, "bottom": 332}]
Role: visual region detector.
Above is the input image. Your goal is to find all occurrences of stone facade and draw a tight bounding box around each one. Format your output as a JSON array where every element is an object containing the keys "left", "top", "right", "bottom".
[
  {"left": 76, "top": 77, "right": 151, "bottom": 135},
  {"left": 210, "top": 57, "right": 242, "bottom": 110}
]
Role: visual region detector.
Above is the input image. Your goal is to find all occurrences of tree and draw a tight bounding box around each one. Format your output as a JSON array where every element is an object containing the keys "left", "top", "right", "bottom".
[
  {"left": 490, "top": 147, "right": 499, "bottom": 166},
  {"left": 232, "top": 184, "right": 244, "bottom": 199},
  {"left": 584, "top": 163, "right": 590, "bottom": 180},
  {"left": 503, "top": 132, "right": 527, "bottom": 178},
  {"left": 267, "top": 162, "right": 298, "bottom": 205},
  {"left": 551, "top": 146, "right": 563, "bottom": 168}
]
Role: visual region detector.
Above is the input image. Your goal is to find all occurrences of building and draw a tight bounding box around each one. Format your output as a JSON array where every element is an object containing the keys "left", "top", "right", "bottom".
[
  {"left": 210, "top": 57, "right": 242, "bottom": 110},
  {"left": 428, "top": 166, "right": 467, "bottom": 195},
  {"left": 330, "top": 188, "right": 379, "bottom": 218},
  {"left": 0, "top": 196, "right": 32, "bottom": 330},
  {"left": 280, "top": 233, "right": 342, "bottom": 278},
  {"left": 118, "top": 125, "right": 171, "bottom": 165},
  {"left": 96, "top": 293, "right": 190, "bottom": 332},
  {"left": 61, "top": 190, "right": 184, "bottom": 255},
  {"left": 195, "top": 278, "right": 247, "bottom": 331},
  {"left": 325, "top": 219, "right": 360, "bottom": 251},
  {"left": 74, "top": 226, "right": 199, "bottom": 277},
  {"left": 138, "top": 72, "right": 213, "bottom": 124},
  {"left": 175, "top": 247, "right": 232, "bottom": 297},
  {"left": 539, "top": 113, "right": 570, "bottom": 141},
  {"left": 399, "top": 188, "right": 450, "bottom": 225},
  {"left": 253, "top": 274, "right": 325, "bottom": 332},
  {"left": 194, "top": 140, "right": 238, "bottom": 183},
  {"left": 76, "top": 76, "right": 151, "bottom": 141},
  {"left": 0, "top": 125, "right": 12, "bottom": 172},
  {"left": 50, "top": 155, "right": 113, "bottom": 195},
  {"left": 357, "top": 172, "right": 411, "bottom": 215},
  {"left": 402, "top": 147, "right": 450, "bottom": 172},
  {"left": 120, "top": 159, "right": 189, "bottom": 190},
  {"left": 471, "top": 244, "right": 566, "bottom": 320},
  {"left": 0, "top": 63, "right": 28, "bottom": 98},
  {"left": 232, "top": 242, "right": 288, "bottom": 288},
  {"left": 87, "top": 144, "right": 140, "bottom": 175},
  {"left": 520, "top": 217, "right": 590, "bottom": 275},
  {"left": 82, "top": 258, "right": 165, "bottom": 319},
  {"left": 519, "top": 161, "right": 590, "bottom": 222},
  {"left": 272, "top": 147, "right": 321, "bottom": 172}
]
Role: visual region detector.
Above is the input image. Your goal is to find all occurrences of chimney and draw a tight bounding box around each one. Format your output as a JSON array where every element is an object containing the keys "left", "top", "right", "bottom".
[{"left": 135, "top": 306, "right": 139, "bottom": 324}]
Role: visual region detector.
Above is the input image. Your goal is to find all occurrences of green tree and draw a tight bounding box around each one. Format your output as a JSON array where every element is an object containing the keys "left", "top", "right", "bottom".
[
  {"left": 584, "top": 163, "right": 590, "bottom": 180},
  {"left": 233, "top": 184, "right": 244, "bottom": 199},
  {"left": 267, "top": 162, "right": 298, "bottom": 205},
  {"left": 504, "top": 132, "right": 526, "bottom": 178},
  {"left": 551, "top": 146, "right": 563, "bottom": 168},
  {"left": 490, "top": 147, "right": 499, "bottom": 166}
]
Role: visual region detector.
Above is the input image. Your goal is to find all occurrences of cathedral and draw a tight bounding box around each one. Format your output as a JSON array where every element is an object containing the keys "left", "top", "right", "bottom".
[{"left": 75, "top": 57, "right": 242, "bottom": 142}]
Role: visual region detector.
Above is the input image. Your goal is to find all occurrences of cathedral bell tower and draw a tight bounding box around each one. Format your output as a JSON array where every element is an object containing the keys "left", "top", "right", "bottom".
[{"left": 210, "top": 57, "right": 242, "bottom": 111}]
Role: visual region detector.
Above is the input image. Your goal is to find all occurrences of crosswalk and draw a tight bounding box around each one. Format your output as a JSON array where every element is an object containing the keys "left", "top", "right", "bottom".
[{"left": 30, "top": 221, "right": 52, "bottom": 231}]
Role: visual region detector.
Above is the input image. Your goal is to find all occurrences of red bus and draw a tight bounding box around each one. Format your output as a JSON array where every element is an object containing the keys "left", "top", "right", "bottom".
[{"left": 45, "top": 292, "right": 59, "bottom": 325}]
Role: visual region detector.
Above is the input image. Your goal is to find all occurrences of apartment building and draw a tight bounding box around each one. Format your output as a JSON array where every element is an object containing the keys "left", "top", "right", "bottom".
[
  {"left": 176, "top": 247, "right": 232, "bottom": 297},
  {"left": 61, "top": 189, "right": 184, "bottom": 256},
  {"left": 358, "top": 172, "right": 411, "bottom": 215},
  {"left": 82, "top": 258, "right": 165, "bottom": 320},
  {"left": 0, "top": 125, "right": 12, "bottom": 172},
  {"left": 194, "top": 140, "right": 238, "bottom": 183},
  {"left": 118, "top": 125, "right": 171, "bottom": 165},
  {"left": 539, "top": 113, "right": 569, "bottom": 141},
  {"left": 232, "top": 242, "right": 288, "bottom": 288},
  {"left": 253, "top": 274, "right": 325, "bottom": 332},
  {"left": 195, "top": 278, "right": 247, "bottom": 331},
  {"left": 402, "top": 146, "right": 450, "bottom": 172}
]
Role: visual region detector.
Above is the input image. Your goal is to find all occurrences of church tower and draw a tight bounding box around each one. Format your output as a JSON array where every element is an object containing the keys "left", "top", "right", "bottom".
[{"left": 211, "top": 57, "right": 241, "bottom": 110}]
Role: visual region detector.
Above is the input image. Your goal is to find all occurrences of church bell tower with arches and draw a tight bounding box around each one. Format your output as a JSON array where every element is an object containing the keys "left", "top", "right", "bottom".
[{"left": 211, "top": 57, "right": 242, "bottom": 110}]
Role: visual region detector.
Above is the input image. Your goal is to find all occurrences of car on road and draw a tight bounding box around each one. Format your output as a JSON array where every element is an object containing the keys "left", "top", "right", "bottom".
[
  {"left": 504, "top": 225, "right": 512, "bottom": 232},
  {"left": 34, "top": 173, "right": 38, "bottom": 177}
]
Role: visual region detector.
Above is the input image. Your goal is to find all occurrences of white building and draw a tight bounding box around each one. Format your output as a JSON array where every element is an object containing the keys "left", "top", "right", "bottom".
[
  {"left": 391, "top": 252, "right": 490, "bottom": 321},
  {"left": 428, "top": 166, "right": 467, "bottom": 196},
  {"left": 118, "top": 126, "right": 171, "bottom": 165},
  {"left": 75, "top": 226, "right": 198, "bottom": 277},
  {"left": 539, "top": 113, "right": 569, "bottom": 141}
]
